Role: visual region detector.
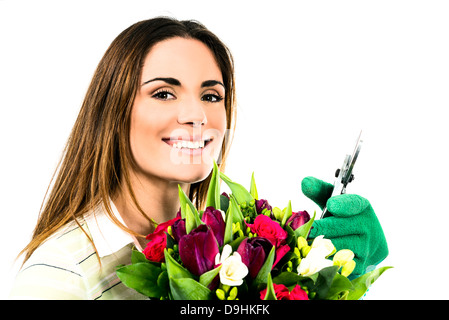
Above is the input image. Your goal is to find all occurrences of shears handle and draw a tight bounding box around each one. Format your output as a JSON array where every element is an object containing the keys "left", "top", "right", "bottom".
[{"left": 320, "top": 132, "right": 363, "bottom": 219}]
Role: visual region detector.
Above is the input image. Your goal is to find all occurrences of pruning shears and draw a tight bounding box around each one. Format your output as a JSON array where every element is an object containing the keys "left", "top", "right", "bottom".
[{"left": 320, "top": 131, "right": 363, "bottom": 219}]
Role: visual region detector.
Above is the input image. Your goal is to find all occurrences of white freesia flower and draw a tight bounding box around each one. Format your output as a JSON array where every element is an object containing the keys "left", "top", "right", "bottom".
[
  {"left": 215, "top": 244, "right": 233, "bottom": 265},
  {"left": 297, "top": 237, "right": 336, "bottom": 277},
  {"left": 297, "top": 247, "right": 334, "bottom": 277},
  {"left": 215, "top": 244, "right": 248, "bottom": 286},
  {"left": 311, "top": 235, "right": 336, "bottom": 258},
  {"left": 333, "top": 249, "right": 355, "bottom": 267}
]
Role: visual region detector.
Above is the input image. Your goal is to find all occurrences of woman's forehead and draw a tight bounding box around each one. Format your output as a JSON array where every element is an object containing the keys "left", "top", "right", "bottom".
[{"left": 140, "top": 37, "right": 223, "bottom": 85}]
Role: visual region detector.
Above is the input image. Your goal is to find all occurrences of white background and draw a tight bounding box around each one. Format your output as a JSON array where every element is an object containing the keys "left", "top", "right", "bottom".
[{"left": 1, "top": 0, "right": 448, "bottom": 299}]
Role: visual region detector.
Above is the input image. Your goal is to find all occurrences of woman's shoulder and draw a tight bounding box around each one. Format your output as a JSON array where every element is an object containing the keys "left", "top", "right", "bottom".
[
  {"left": 9, "top": 219, "right": 96, "bottom": 299},
  {"left": 31, "top": 218, "right": 94, "bottom": 263}
]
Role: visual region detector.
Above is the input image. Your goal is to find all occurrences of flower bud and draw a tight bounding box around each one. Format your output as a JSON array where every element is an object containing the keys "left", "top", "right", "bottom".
[
  {"left": 301, "top": 245, "right": 311, "bottom": 257},
  {"left": 294, "top": 247, "right": 301, "bottom": 257},
  {"left": 341, "top": 259, "right": 356, "bottom": 277},
  {"left": 297, "top": 237, "right": 308, "bottom": 250},
  {"left": 228, "top": 287, "right": 238, "bottom": 300},
  {"left": 333, "top": 249, "right": 355, "bottom": 267},
  {"left": 167, "top": 226, "right": 173, "bottom": 237},
  {"left": 216, "top": 289, "right": 225, "bottom": 300},
  {"left": 221, "top": 284, "right": 231, "bottom": 293},
  {"left": 273, "top": 207, "right": 283, "bottom": 221}
]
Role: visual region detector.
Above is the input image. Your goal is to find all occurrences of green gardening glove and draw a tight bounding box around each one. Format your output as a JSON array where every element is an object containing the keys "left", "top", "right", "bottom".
[{"left": 301, "top": 176, "right": 389, "bottom": 277}]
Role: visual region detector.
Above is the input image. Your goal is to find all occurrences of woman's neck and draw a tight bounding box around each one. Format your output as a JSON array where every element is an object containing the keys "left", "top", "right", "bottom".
[{"left": 112, "top": 171, "right": 189, "bottom": 238}]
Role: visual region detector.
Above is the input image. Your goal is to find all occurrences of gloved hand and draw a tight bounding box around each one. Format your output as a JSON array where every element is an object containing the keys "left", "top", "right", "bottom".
[{"left": 301, "top": 176, "right": 389, "bottom": 277}]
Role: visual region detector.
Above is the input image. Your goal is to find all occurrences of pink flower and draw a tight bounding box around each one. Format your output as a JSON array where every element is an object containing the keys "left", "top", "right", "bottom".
[
  {"left": 142, "top": 216, "right": 180, "bottom": 263},
  {"left": 143, "top": 232, "right": 167, "bottom": 263},
  {"left": 274, "top": 244, "right": 291, "bottom": 269},
  {"left": 289, "top": 285, "right": 309, "bottom": 300},
  {"left": 246, "top": 215, "right": 287, "bottom": 248},
  {"left": 260, "top": 283, "right": 308, "bottom": 300}
]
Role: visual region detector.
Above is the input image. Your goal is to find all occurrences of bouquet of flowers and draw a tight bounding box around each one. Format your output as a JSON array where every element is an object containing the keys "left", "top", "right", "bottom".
[{"left": 116, "top": 162, "right": 390, "bottom": 300}]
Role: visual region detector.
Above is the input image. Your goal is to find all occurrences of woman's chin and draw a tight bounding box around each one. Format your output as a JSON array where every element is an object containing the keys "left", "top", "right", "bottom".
[{"left": 169, "top": 163, "right": 214, "bottom": 184}]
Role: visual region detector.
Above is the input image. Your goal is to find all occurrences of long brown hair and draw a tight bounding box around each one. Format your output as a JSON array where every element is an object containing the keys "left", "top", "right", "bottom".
[{"left": 20, "top": 17, "right": 237, "bottom": 264}]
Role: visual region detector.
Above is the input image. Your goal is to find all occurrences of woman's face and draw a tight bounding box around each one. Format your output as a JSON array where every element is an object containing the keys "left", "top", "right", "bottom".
[{"left": 130, "top": 37, "right": 227, "bottom": 184}]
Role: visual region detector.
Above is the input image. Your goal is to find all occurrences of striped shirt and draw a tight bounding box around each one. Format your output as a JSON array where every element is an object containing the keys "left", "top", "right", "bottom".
[{"left": 9, "top": 201, "right": 147, "bottom": 300}]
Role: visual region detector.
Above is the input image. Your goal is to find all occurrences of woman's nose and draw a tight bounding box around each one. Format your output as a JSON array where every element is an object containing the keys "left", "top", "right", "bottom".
[{"left": 177, "top": 98, "right": 207, "bottom": 126}]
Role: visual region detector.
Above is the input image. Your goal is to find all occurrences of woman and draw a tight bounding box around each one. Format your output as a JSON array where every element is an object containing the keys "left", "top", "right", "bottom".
[
  {"left": 10, "top": 17, "right": 236, "bottom": 299},
  {"left": 11, "top": 16, "right": 388, "bottom": 300}
]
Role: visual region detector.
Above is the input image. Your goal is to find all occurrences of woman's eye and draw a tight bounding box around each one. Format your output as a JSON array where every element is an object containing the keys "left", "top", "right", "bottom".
[
  {"left": 152, "top": 90, "right": 176, "bottom": 101},
  {"left": 202, "top": 94, "right": 224, "bottom": 103}
]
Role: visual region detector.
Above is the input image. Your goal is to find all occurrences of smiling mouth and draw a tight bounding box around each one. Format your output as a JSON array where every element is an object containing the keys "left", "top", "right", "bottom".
[{"left": 162, "top": 137, "right": 214, "bottom": 150}]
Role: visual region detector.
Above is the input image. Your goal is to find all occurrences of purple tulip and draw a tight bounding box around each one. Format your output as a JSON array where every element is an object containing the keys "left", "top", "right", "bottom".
[
  {"left": 178, "top": 224, "right": 219, "bottom": 276},
  {"left": 287, "top": 210, "right": 310, "bottom": 230},
  {"left": 237, "top": 237, "right": 273, "bottom": 278},
  {"left": 201, "top": 206, "right": 226, "bottom": 246},
  {"left": 171, "top": 218, "right": 186, "bottom": 243},
  {"left": 255, "top": 199, "right": 272, "bottom": 215},
  {"left": 221, "top": 192, "right": 230, "bottom": 199}
]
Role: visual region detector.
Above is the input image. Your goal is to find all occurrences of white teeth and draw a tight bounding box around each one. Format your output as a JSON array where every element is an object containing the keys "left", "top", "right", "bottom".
[{"left": 172, "top": 140, "right": 208, "bottom": 149}]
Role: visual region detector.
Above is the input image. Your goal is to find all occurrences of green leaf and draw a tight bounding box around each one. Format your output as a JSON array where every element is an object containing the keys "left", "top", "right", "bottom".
[
  {"left": 326, "top": 272, "right": 354, "bottom": 300},
  {"left": 169, "top": 277, "right": 212, "bottom": 300},
  {"left": 219, "top": 171, "right": 254, "bottom": 205},
  {"left": 294, "top": 211, "right": 316, "bottom": 239},
  {"left": 224, "top": 205, "right": 234, "bottom": 244},
  {"left": 178, "top": 184, "right": 198, "bottom": 220},
  {"left": 116, "top": 262, "right": 166, "bottom": 298},
  {"left": 199, "top": 265, "right": 222, "bottom": 288},
  {"left": 157, "top": 270, "right": 169, "bottom": 293},
  {"left": 229, "top": 195, "right": 244, "bottom": 225},
  {"left": 220, "top": 194, "right": 230, "bottom": 213},
  {"left": 131, "top": 249, "right": 148, "bottom": 264},
  {"left": 306, "top": 265, "right": 339, "bottom": 299},
  {"left": 252, "top": 246, "right": 275, "bottom": 290},
  {"left": 263, "top": 273, "right": 277, "bottom": 300},
  {"left": 164, "top": 249, "right": 193, "bottom": 280},
  {"left": 185, "top": 203, "right": 202, "bottom": 234},
  {"left": 273, "top": 271, "right": 303, "bottom": 287},
  {"left": 205, "top": 160, "right": 221, "bottom": 210},
  {"left": 281, "top": 200, "right": 292, "bottom": 227},
  {"left": 347, "top": 266, "right": 393, "bottom": 300},
  {"left": 250, "top": 172, "right": 258, "bottom": 200}
]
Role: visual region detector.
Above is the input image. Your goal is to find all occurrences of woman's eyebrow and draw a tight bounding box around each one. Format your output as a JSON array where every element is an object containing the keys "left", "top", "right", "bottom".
[
  {"left": 141, "top": 77, "right": 224, "bottom": 89},
  {"left": 201, "top": 80, "right": 225, "bottom": 89},
  {"left": 141, "top": 77, "right": 181, "bottom": 86}
]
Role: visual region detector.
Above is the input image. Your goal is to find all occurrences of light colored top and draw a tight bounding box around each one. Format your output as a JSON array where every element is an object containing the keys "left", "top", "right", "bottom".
[{"left": 9, "top": 201, "right": 147, "bottom": 300}]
